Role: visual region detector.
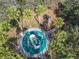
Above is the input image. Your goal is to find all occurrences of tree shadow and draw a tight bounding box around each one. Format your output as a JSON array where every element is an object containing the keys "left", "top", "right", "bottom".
[
  {"left": 2, "top": 37, "right": 19, "bottom": 53},
  {"left": 1, "top": 37, "right": 25, "bottom": 59},
  {"left": 10, "top": 19, "right": 18, "bottom": 27},
  {"left": 56, "top": 2, "right": 79, "bottom": 27}
]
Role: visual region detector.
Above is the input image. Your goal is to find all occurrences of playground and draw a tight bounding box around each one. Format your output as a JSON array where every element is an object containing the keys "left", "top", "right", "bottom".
[{"left": 0, "top": 0, "right": 79, "bottom": 59}]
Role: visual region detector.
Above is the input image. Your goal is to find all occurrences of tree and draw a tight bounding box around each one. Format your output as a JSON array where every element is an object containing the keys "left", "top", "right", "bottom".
[
  {"left": 16, "top": 0, "right": 26, "bottom": 30},
  {"left": 23, "top": 8, "right": 33, "bottom": 19},
  {"left": 49, "top": 31, "right": 75, "bottom": 59},
  {"left": 49, "top": 25, "right": 79, "bottom": 59},
  {"left": 35, "top": 4, "right": 45, "bottom": 15},
  {"left": 53, "top": 17, "right": 64, "bottom": 28},
  {"left": 23, "top": 8, "right": 33, "bottom": 27},
  {"left": 34, "top": 4, "right": 46, "bottom": 27},
  {"left": 0, "top": 47, "right": 24, "bottom": 59},
  {"left": 5, "top": 6, "right": 20, "bottom": 20},
  {"left": 58, "top": 0, "right": 79, "bottom": 25},
  {"left": 5, "top": 6, "right": 23, "bottom": 30},
  {"left": 66, "top": 25, "right": 79, "bottom": 56}
]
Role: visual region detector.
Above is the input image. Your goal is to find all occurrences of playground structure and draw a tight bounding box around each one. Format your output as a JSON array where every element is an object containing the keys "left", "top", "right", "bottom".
[{"left": 18, "top": 28, "right": 48, "bottom": 59}]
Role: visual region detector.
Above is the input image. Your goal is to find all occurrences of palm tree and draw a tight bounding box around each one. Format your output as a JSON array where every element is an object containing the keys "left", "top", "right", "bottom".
[
  {"left": 23, "top": 8, "right": 33, "bottom": 27},
  {"left": 35, "top": 4, "right": 45, "bottom": 15},
  {"left": 34, "top": 4, "right": 46, "bottom": 26},
  {"left": 6, "top": 6, "right": 20, "bottom": 20},
  {"left": 53, "top": 17, "right": 64, "bottom": 28},
  {"left": 16, "top": 0, "right": 26, "bottom": 31},
  {"left": 5, "top": 6, "right": 20, "bottom": 30}
]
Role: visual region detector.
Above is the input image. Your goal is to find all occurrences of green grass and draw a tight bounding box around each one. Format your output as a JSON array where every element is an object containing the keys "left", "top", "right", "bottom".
[
  {"left": 31, "top": 22, "right": 39, "bottom": 27},
  {"left": 0, "top": 21, "right": 3, "bottom": 31}
]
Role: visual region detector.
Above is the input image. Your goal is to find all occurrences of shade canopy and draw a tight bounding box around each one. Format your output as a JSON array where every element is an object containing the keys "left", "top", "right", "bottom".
[{"left": 19, "top": 28, "right": 48, "bottom": 57}]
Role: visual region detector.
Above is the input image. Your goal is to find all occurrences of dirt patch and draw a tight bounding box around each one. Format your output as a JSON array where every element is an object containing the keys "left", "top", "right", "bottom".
[
  {"left": 22, "top": 8, "right": 56, "bottom": 29},
  {"left": 6, "top": 27, "right": 16, "bottom": 38},
  {"left": 37, "top": 8, "right": 56, "bottom": 30}
]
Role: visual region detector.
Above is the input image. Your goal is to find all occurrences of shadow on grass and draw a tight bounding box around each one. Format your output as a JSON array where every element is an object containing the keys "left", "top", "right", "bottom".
[
  {"left": 1, "top": 37, "right": 25, "bottom": 59},
  {"left": 2, "top": 37, "right": 21, "bottom": 54}
]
